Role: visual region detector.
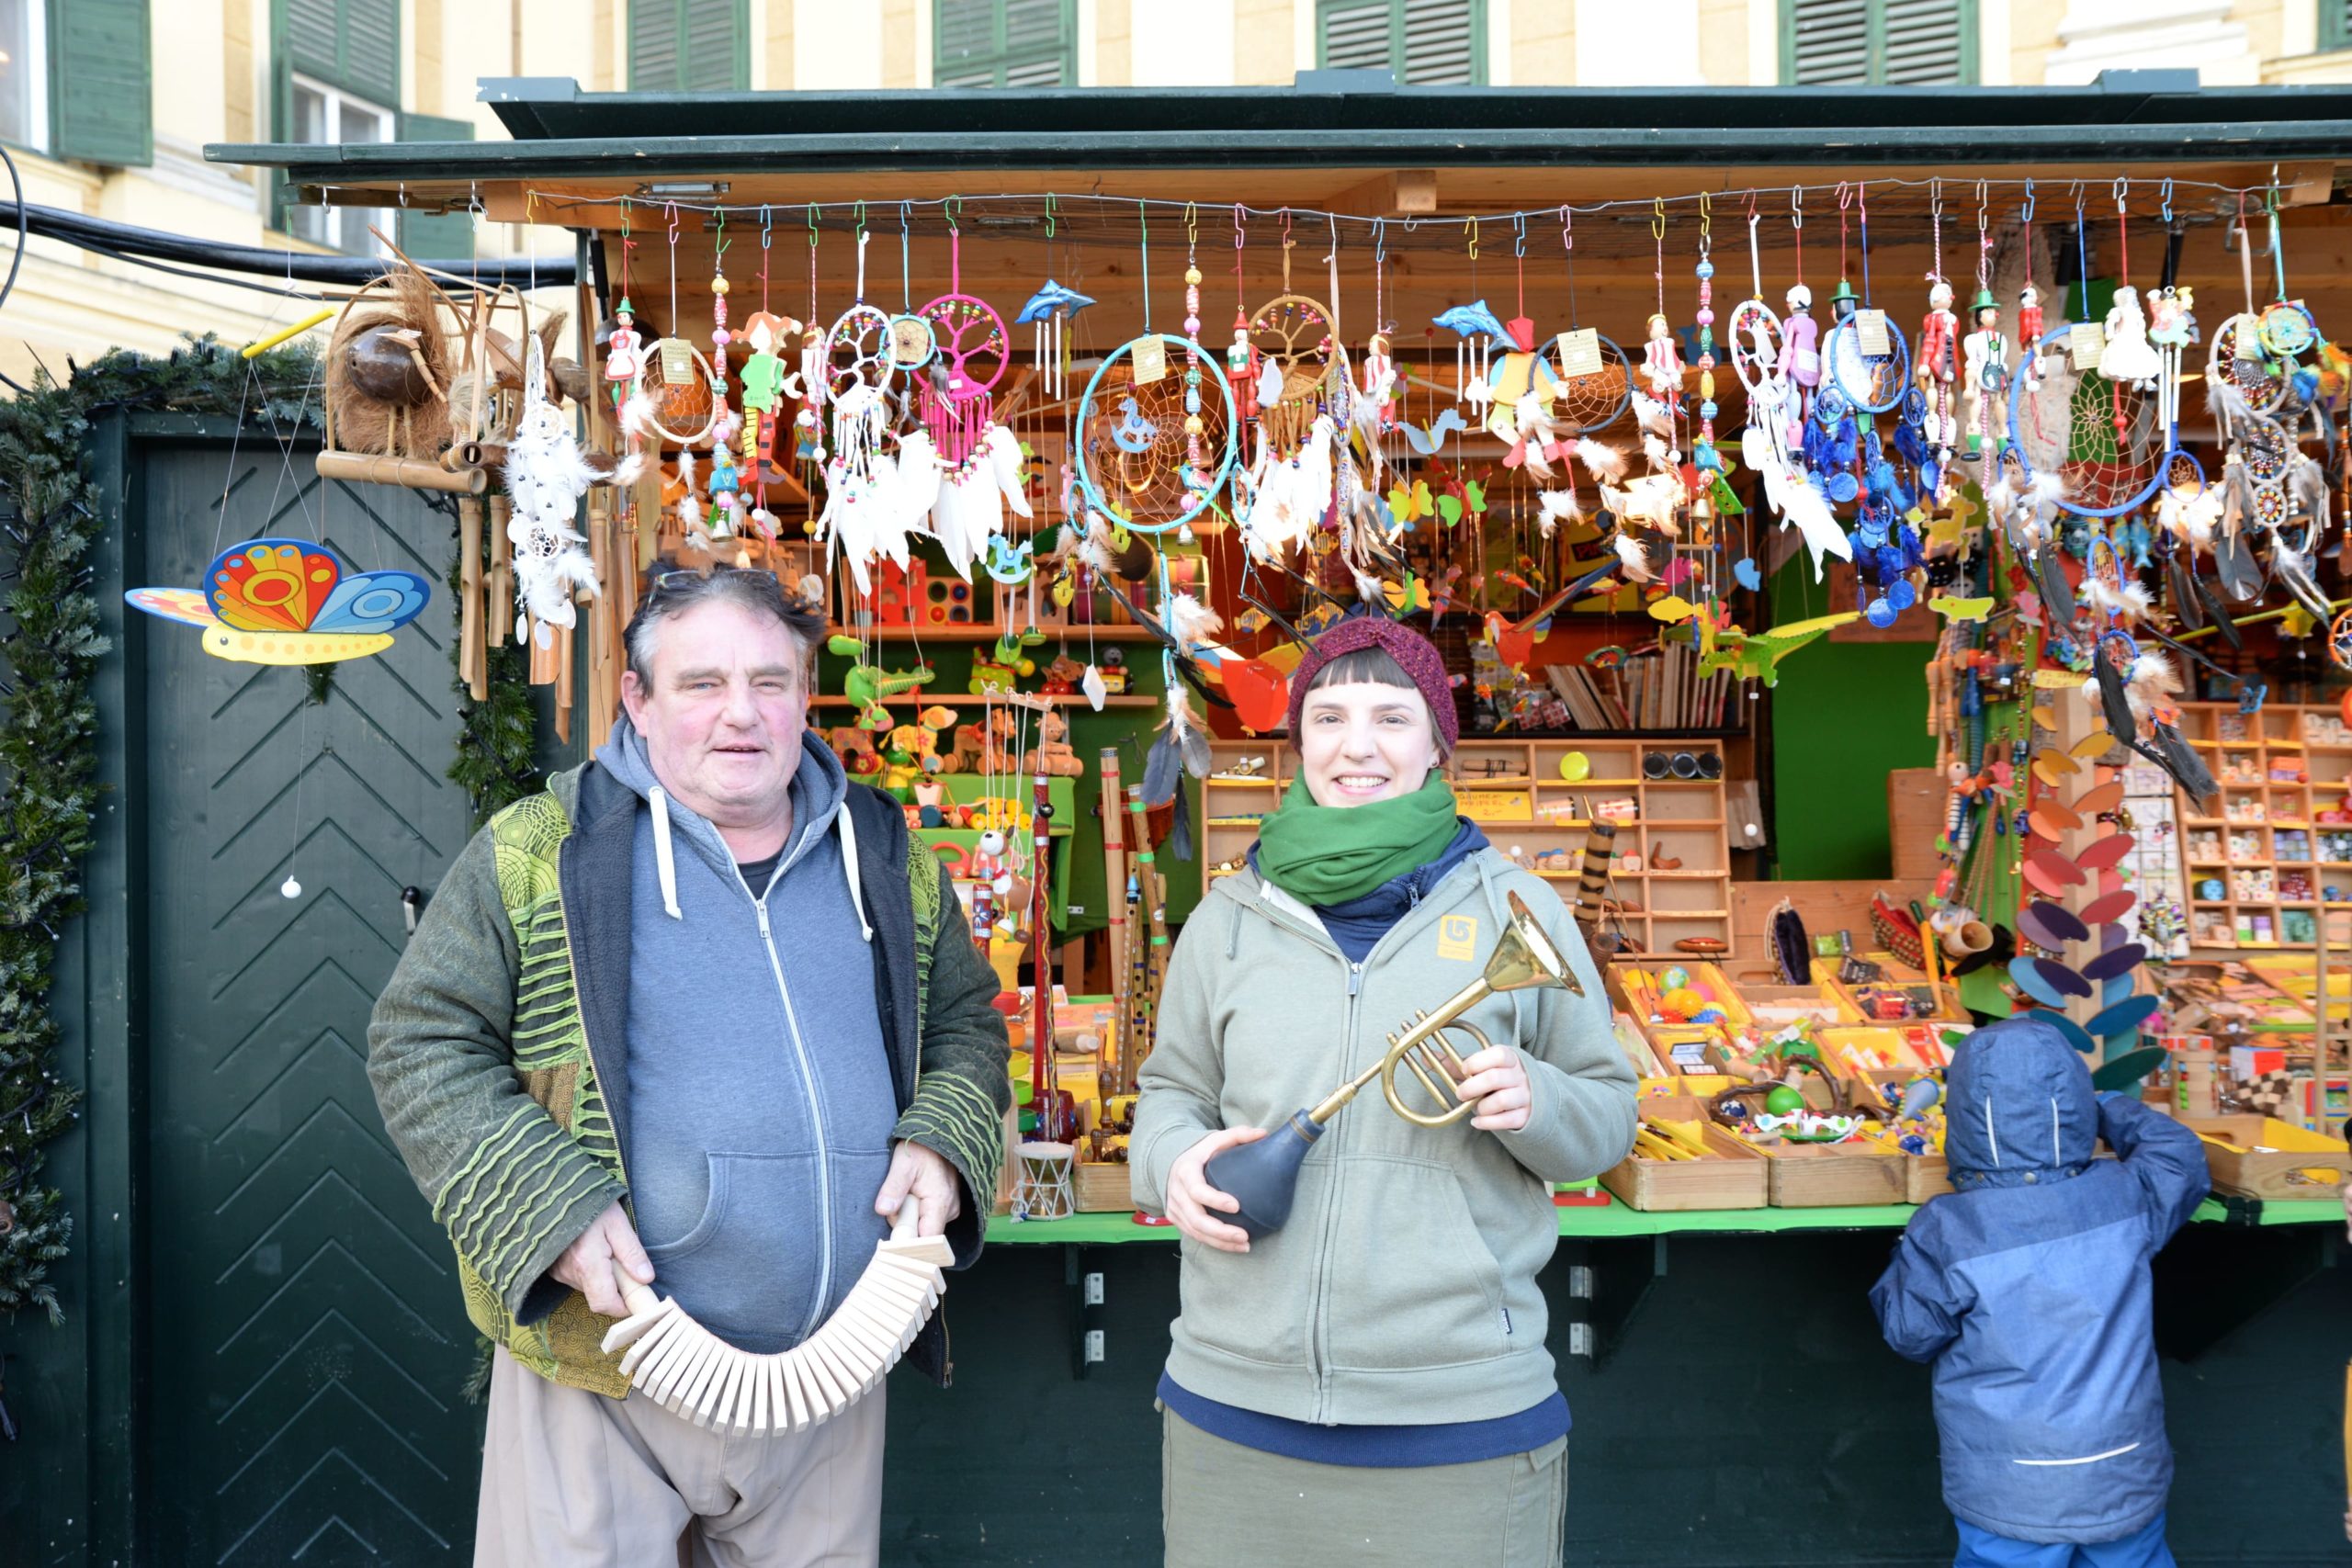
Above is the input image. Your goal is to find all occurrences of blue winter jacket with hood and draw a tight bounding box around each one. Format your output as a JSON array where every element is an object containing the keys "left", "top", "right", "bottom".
[{"left": 1869, "top": 1017, "right": 2209, "bottom": 1546}]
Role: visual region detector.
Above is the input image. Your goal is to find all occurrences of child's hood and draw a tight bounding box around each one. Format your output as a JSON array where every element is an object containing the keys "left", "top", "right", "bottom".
[{"left": 1942, "top": 1016, "right": 2098, "bottom": 1188}]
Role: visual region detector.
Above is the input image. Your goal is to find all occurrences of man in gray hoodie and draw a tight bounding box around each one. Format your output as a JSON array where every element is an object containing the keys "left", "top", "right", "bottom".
[{"left": 367, "top": 567, "right": 1009, "bottom": 1567}]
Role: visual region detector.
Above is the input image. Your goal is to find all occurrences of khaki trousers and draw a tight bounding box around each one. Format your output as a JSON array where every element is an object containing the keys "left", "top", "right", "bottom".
[
  {"left": 475, "top": 1348, "right": 886, "bottom": 1568},
  {"left": 1161, "top": 1404, "right": 1567, "bottom": 1568}
]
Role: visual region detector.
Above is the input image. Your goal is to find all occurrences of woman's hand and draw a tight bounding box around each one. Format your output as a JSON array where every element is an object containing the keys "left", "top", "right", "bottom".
[
  {"left": 1165, "top": 1125, "right": 1267, "bottom": 1254},
  {"left": 1451, "top": 1045, "right": 1532, "bottom": 1133}
]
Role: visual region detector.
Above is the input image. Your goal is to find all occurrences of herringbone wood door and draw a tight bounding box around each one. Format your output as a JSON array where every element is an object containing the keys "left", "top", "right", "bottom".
[{"left": 139, "top": 444, "right": 481, "bottom": 1562}]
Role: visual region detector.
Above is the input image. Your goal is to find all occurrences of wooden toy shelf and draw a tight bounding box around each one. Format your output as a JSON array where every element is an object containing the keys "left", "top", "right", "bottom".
[
  {"left": 1200, "top": 736, "right": 1735, "bottom": 959},
  {"left": 2175, "top": 701, "right": 2352, "bottom": 952}
]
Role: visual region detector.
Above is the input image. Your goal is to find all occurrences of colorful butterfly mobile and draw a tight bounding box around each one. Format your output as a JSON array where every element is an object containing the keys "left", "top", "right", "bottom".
[{"left": 127, "top": 537, "right": 433, "bottom": 664}]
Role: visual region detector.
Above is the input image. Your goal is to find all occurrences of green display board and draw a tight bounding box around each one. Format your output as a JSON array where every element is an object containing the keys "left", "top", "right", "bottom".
[{"left": 1767, "top": 559, "right": 1937, "bottom": 880}]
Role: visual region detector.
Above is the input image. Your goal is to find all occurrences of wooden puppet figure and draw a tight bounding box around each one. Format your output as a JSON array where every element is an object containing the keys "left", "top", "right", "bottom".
[
  {"left": 1782, "top": 283, "right": 1821, "bottom": 427},
  {"left": 1960, "top": 288, "right": 2008, "bottom": 454},
  {"left": 1641, "top": 311, "right": 1684, "bottom": 405},
  {"left": 1918, "top": 278, "right": 1960, "bottom": 453}
]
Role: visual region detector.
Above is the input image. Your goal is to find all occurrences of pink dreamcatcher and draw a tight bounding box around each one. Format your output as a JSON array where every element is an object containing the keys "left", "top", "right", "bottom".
[{"left": 919, "top": 228, "right": 1010, "bottom": 466}]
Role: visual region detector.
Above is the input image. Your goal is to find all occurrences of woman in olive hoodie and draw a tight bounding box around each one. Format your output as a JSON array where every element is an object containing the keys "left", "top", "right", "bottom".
[{"left": 1132, "top": 615, "right": 1638, "bottom": 1568}]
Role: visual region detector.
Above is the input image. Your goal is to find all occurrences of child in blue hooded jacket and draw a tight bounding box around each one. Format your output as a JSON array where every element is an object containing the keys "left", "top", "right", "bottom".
[{"left": 1870, "top": 1017, "right": 2210, "bottom": 1568}]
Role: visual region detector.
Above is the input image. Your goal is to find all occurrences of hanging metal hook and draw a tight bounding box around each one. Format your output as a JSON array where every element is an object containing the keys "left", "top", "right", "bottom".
[
  {"left": 1974, "top": 179, "right": 1988, "bottom": 227},
  {"left": 2022, "top": 178, "right": 2035, "bottom": 224},
  {"left": 760, "top": 204, "right": 774, "bottom": 251},
  {"left": 2160, "top": 177, "right": 2175, "bottom": 225},
  {"left": 1513, "top": 212, "right": 1525, "bottom": 257},
  {"left": 1184, "top": 200, "right": 1198, "bottom": 246},
  {"left": 1560, "top": 204, "right": 1573, "bottom": 252},
  {"left": 1651, "top": 197, "right": 1666, "bottom": 240},
  {"left": 1698, "top": 189, "right": 1712, "bottom": 243},
  {"left": 1465, "top": 213, "right": 1478, "bottom": 259},
  {"left": 807, "top": 201, "right": 820, "bottom": 247},
  {"left": 1045, "top": 192, "right": 1057, "bottom": 240},
  {"left": 1791, "top": 184, "right": 1804, "bottom": 229},
  {"left": 1929, "top": 177, "right": 1942, "bottom": 220},
  {"left": 854, "top": 200, "right": 868, "bottom": 237},
  {"left": 2114, "top": 175, "right": 2130, "bottom": 214},
  {"left": 665, "top": 201, "right": 681, "bottom": 247}
]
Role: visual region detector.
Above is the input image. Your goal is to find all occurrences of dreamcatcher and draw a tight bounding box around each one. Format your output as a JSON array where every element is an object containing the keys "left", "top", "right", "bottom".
[
  {"left": 1548, "top": 209, "right": 1633, "bottom": 436},
  {"left": 1823, "top": 186, "right": 1911, "bottom": 415},
  {"left": 2007, "top": 326, "right": 2164, "bottom": 518},
  {"left": 819, "top": 228, "right": 896, "bottom": 490},
  {"left": 1248, "top": 287, "right": 1336, "bottom": 457},
  {"left": 917, "top": 222, "right": 1010, "bottom": 465},
  {"left": 1074, "top": 333, "right": 1238, "bottom": 536}
]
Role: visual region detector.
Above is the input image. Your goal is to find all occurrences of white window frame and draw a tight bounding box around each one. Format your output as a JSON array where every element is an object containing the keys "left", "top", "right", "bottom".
[
  {"left": 0, "top": 0, "right": 50, "bottom": 155},
  {"left": 288, "top": 72, "right": 393, "bottom": 254}
]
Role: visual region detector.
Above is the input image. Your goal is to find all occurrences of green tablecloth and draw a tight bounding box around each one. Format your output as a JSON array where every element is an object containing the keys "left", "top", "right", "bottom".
[{"left": 987, "top": 1197, "right": 2346, "bottom": 1245}]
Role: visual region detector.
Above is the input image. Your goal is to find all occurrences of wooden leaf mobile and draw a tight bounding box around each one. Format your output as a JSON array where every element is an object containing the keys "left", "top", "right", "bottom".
[{"left": 127, "top": 537, "right": 432, "bottom": 665}]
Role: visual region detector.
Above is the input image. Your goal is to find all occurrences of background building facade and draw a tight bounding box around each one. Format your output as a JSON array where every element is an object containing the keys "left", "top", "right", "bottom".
[{"left": 4, "top": 0, "right": 2349, "bottom": 383}]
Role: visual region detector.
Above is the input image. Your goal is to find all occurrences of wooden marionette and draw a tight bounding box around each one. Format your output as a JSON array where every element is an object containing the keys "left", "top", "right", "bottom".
[
  {"left": 1918, "top": 276, "right": 1960, "bottom": 456},
  {"left": 2018, "top": 281, "right": 2046, "bottom": 391},
  {"left": 1961, "top": 287, "right": 2007, "bottom": 456}
]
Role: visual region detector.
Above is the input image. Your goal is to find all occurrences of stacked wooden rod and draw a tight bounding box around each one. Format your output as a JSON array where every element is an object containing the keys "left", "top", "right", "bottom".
[
  {"left": 1118, "top": 784, "right": 1171, "bottom": 1095},
  {"left": 600, "top": 1197, "right": 953, "bottom": 1434},
  {"left": 1099, "top": 750, "right": 1134, "bottom": 1098}
]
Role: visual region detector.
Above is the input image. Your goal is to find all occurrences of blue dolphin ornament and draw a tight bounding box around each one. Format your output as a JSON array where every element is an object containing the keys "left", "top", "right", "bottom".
[
  {"left": 1014, "top": 279, "right": 1097, "bottom": 325},
  {"left": 1433, "top": 299, "right": 1511, "bottom": 342}
]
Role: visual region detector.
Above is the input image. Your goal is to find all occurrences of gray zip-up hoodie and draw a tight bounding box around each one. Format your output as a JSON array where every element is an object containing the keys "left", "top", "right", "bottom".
[
  {"left": 595, "top": 722, "right": 902, "bottom": 1355},
  {"left": 1132, "top": 850, "right": 1637, "bottom": 1427}
]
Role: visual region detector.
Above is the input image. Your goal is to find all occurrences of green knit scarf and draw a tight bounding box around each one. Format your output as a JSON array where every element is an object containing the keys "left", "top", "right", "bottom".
[{"left": 1254, "top": 771, "right": 1461, "bottom": 906}]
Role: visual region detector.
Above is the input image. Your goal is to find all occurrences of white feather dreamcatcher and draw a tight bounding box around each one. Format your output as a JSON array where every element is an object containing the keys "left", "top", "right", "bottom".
[{"left": 501, "top": 339, "right": 603, "bottom": 641}]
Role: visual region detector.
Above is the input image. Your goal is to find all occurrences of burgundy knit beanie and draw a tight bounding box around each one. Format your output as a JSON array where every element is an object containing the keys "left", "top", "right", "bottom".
[{"left": 1285, "top": 615, "right": 1459, "bottom": 754}]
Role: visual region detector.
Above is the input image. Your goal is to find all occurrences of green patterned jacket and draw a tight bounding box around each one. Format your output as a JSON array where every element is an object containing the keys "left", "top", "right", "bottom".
[{"left": 367, "top": 759, "right": 1010, "bottom": 1395}]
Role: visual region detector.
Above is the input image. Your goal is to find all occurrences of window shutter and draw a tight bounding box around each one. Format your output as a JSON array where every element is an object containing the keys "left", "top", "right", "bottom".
[
  {"left": 1786, "top": 0, "right": 1970, "bottom": 85},
  {"left": 2324, "top": 0, "right": 2352, "bottom": 49},
  {"left": 50, "top": 0, "right": 152, "bottom": 166},
  {"left": 394, "top": 113, "right": 477, "bottom": 262},
  {"left": 1881, "top": 0, "right": 1965, "bottom": 84},
  {"left": 630, "top": 0, "right": 746, "bottom": 91},
  {"left": 933, "top": 0, "right": 1070, "bottom": 88},
  {"left": 1788, "top": 0, "right": 1870, "bottom": 85},
  {"left": 1320, "top": 1, "right": 1395, "bottom": 71},
  {"left": 282, "top": 0, "right": 400, "bottom": 105},
  {"left": 1399, "top": 0, "right": 1479, "bottom": 85}
]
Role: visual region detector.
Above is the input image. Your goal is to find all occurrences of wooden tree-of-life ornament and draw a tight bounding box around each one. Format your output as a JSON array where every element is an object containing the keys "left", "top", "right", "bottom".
[
  {"left": 918, "top": 240, "right": 1010, "bottom": 467},
  {"left": 126, "top": 537, "right": 433, "bottom": 665},
  {"left": 1074, "top": 334, "right": 1240, "bottom": 535},
  {"left": 1247, "top": 292, "right": 1334, "bottom": 457}
]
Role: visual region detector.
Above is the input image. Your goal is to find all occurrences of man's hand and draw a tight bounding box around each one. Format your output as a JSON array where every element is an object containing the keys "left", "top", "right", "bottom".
[
  {"left": 876, "top": 1140, "right": 963, "bottom": 1237},
  {"left": 1165, "top": 1126, "right": 1265, "bottom": 1254},
  {"left": 550, "top": 1201, "right": 653, "bottom": 1318},
  {"left": 1451, "top": 1044, "right": 1533, "bottom": 1133}
]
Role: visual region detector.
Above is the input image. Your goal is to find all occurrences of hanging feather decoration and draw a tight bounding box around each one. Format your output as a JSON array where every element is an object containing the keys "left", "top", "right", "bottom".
[
  {"left": 1165, "top": 591, "right": 1224, "bottom": 651},
  {"left": 2272, "top": 534, "right": 2334, "bottom": 620},
  {"left": 1168, "top": 775, "right": 1195, "bottom": 863},
  {"left": 1574, "top": 437, "right": 1628, "bottom": 485},
  {"left": 2092, "top": 642, "right": 2142, "bottom": 746},
  {"left": 2080, "top": 573, "right": 2153, "bottom": 624},
  {"left": 1536, "top": 487, "right": 1581, "bottom": 540},
  {"left": 1142, "top": 685, "right": 1211, "bottom": 806},
  {"left": 2145, "top": 718, "right": 2220, "bottom": 807}
]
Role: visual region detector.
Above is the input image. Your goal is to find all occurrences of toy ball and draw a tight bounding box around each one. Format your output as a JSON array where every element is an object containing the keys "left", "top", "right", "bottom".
[
  {"left": 1691, "top": 1007, "right": 1726, "bottom": 1025},
  {"left": 1763, "top": 1085, "right": 1804, "bottom": 1116},
  {"left": 1558, "top": 750, "right": 1591, "bottom": 783},
  {"left": 1654, "top": 1002, "right": 1690, "bottom": 1024},
  {"left": 1662, "top": 987, "right": 1705, "bottom": 1018},
  {"left": 1660, "top": 965, "right": 1691, "bottom": 992}
]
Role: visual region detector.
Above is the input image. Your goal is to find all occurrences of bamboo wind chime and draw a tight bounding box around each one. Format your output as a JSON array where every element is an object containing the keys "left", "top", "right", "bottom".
[
  {"left": 1099, "top": 748, "right": 1134, "bottom": 1097},
  {"left": 1125, "top": 784, "right": 1170, "bottom": 1081}
]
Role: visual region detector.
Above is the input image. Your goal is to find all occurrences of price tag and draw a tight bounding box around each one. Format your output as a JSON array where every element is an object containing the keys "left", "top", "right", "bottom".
[
  {"left": 658, "top": 339, "right": 695, "bottom": 381},
  {"left": 1669, "top": 1041, "right": 1712, "bottom": 1070},
  {"left": 1853, "top": 310, "right": 1891, "bottom": 357},
  {"left": 2068, "top": 321, "right": 2107, "bottom": 372},
  {"left": 1130, "top": 336, "right": 1168, "bottom": 385},
  {"left": 1555, "top": 328, "right": 1604, "bottom": 378}
]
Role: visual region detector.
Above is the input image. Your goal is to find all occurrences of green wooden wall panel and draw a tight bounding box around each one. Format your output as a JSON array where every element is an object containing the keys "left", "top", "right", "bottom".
[
  {"left": 395, "top": 112, "right": 478, "bottom": 260},
  {"left": 132, "top": 443, "right": 480, "bottom": 1562},
  {"left": 1766, "top": 558, "right": 1935, "bottom": 880}
]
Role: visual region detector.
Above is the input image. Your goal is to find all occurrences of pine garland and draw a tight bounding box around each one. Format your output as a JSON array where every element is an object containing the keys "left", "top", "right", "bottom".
[{"left": 440, "top": 499, "right": 542, "bottom": 823}]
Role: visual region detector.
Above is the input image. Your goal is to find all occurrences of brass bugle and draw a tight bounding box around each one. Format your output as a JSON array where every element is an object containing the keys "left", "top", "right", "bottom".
[{"left": 1306, "top": 891, "right": 1578, "bottom": 1131}]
